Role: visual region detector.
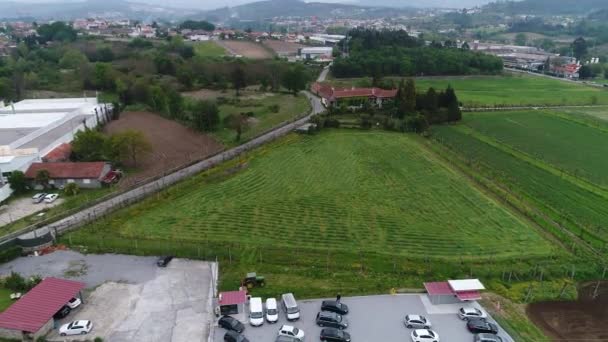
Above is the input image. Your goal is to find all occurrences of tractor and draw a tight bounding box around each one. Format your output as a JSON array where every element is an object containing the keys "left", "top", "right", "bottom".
[{"left": 242, "top": 272, "right": 265, "bottom": 289}]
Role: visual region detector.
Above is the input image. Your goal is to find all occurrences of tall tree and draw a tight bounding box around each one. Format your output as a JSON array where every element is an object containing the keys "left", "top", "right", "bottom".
[
  {"left": 224, "top": 113, "right": 250, "bottom": 142},
  {"left": 107, "top": 130, "right": 151, "bottom": 167},
  {"left": 426, "top": 87, "right": 438, "bottom": 112},
  {"left": 231, "top": 65, "right": 247, "bottom": 97},
  {"left": 404, "top": 79, "right": 416, "bottom": 113},
  {"left": 72, "top": 129, "right": 108, "bottom": 161},
  {"left": 8, "top": 171, "right": 27, "bottom": 194},
  {"left": 282, "top": 64, "right": 309, "bottom": 95},
  {"left": 35, "top": 169, "right": 50, "bottom": 189},
  {"left": 572, "top": 37, "right": 588, "bottom": 60},
  {"left": 191, "top": 100, "right": 220, "bottom": 132}
]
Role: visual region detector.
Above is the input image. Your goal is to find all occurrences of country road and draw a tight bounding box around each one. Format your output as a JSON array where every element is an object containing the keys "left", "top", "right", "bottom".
[
  {"left": 4, "top": 91, "right": 325, "bottom": 246},
  {"left": 462, "top": 104, "right": 608, "bottom": 112}
]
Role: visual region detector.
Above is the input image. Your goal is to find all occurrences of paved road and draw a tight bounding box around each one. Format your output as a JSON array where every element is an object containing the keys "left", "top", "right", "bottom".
[
  {"left": 10, "top": 91, "right": 325, "bottom": 244},
  {"left": 506, "top": 67, "right": 608, "bottom": 88},
  {"left": 317, "top": 65, "right": 330, "bottom": 82},
  {"left": 463, "top": 104, "right": 608, "bottom": 112}
]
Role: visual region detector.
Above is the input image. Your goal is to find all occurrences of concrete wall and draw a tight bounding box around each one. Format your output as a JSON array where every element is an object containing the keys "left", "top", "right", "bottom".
[
  {"left": 32, "top": 318, "right": 53, "bottom": 340},
  {"left": 0, "top": 326, "right": 23, "bottom": 340}
]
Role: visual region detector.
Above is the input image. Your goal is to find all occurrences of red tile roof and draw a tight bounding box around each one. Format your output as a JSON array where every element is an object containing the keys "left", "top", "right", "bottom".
[
  {"left": 25, "top": 162, "right": 108, "bottom": 179},
  {"left": 218, "top": 290, "right": 247, "bottom": 306},
  {"left": 43, "top": 143, "right": 72, "bottom": 162},
  {"left": 0, "top": 277, "right": 85, "bottom": 333},
  {"left": 424, "top": 282, "right": 454, "bottom": 295},
  {"left": 311, "top": 82, "right": 397, "bottom": 101}
]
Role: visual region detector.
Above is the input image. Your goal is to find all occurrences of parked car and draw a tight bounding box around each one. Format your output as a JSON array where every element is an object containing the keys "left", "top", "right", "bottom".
[
  {"left": 249, "top": 297, "right": 264, "bottom": 326},
  {"left": 266, "top": 298, "right": 279, "bottom": 323},
  {"left": 316, "top": 311, "right": 348, "bottom": 330},
  {"left": 281, "top": 293, "right": 300, "bottom": 321},
  {"left": 156, "top": 255, "right": 173, "bottom": 267},
  {"left": 218, "top": 316, "right": 245, "bottom": 333},
  {"left": 53, "top": 305, "right": 71, "bottom": 319},
  {"left": 32, "top": 193, "right": 47, "bottom": 204},
  {"left": 320, "top": 327, "right": 351, "bottom": 342},
  {"left": 278, "top": 325, "right": 304, "bottom": 341},
  {"left": 475, "top": 333, "right": 503, "bottom": 342},
  {"left": 66, "top": 297, "right": 81, "bottom": 309},
  {"left": 275, "top": 336, "right": 300, "bottom": 342},
  {"left": 458, "top": 307, "right": 487, "bottom": 321},
  {"left": 404, "top": 314, "right": 432, "bottom": 329},
  {"left": 410, "top": 329, "right": 440, "bottom": 342},
  {"left": 321, "top": 300, "right": 349, "bottom": 315},
  {"left": 59, "top": 320, "right": 93, "bottom": 336},
  {"left": 44, "top": 193, "right": 59, "bottom": 203},
  {"left": 467, "top": 319, "right": 499, "bottom": 334},
  {"left": 224, "top": 330, "right": 249, "bottom": 342}
]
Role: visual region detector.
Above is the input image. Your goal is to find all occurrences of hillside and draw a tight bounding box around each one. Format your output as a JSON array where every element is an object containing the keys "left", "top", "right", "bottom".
[{"left": 484, "top": 0, "right": 608, "bottom": 15}]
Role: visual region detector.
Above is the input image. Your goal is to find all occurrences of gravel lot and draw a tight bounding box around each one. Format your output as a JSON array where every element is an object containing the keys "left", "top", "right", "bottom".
[
  {"left": 213, "top": 294, "right": 514, "bottom": 342},
  {"left": 0, "top": 196, "right": 64, "bottom": 226},
  {"left": 0, "top": 251, "right": 217, "bottom": 342}
]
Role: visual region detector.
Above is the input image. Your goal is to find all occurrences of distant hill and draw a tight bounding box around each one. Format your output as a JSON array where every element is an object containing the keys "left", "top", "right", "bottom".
[
  {"left": 201, "top": 0, "right": 414, "bottom": 22},
  {"left": 0, "top": 0, "right": 195, "bottom": 20},
  {"left": 484, "top": 0, "right": 608, "bottom": 15}
]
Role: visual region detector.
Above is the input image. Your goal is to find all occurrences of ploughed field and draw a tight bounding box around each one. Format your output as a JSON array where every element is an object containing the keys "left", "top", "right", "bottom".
[{"left": 67, "top": 131, "right": 557, "bottom": 259}]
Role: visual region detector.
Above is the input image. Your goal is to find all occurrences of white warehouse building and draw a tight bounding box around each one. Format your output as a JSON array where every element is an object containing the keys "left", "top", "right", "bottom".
[
  {"left": 299, "top": 47, "right": 334, "bottom": 61},
  {"left": 0, "top": 97, "right": 110, "bottom": 201}
]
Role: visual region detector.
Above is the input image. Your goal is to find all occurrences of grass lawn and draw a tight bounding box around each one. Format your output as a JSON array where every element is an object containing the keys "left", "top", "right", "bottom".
[
  {"left": 213, "top": 93, "right": 310, "bottom": 145},
  {"left": 462, "top": 110, "right": 608, "bottom": 187},
  {"left": 0, "top": 287, "right": 13, "bottom": 312},
  {"left": 328, "top": 74, "right": 608, "bottom": 107},
  {"left": 193, "top": 41, "right": 227, "bottom": 58}
]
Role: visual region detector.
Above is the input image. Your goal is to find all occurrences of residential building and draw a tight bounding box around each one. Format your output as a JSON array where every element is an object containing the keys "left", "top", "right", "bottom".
[
  {"left": 311, "top": 82, "right": 397, "bottom": 108},
  {"left": 25, "top": 162, "right": 112, "bottom": 189}
]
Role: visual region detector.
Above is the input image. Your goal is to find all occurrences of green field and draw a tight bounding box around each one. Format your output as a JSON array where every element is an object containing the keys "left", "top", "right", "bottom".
[
  {"left": 214, "top": 93, "right": 310, "bottom": 145},
  {"left": 193, "top": 41, "right": 227, "bottom": 58},
  {"left": 328, "top": 74, "right": 608, "bottom": 107},
  {"left": 66, "top": 131, "right": 556, "bottom": 259}
]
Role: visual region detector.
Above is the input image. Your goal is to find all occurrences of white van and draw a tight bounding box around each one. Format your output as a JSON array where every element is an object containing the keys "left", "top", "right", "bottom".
[
  {"left": 265, "top": 298, "right": 279, "bottom": 323},
  {"left": 249, "top": 297, "right": 264, "bottom": 326},
  {"left": 281, "top": 293, "right": 300, "bottom": 321}
]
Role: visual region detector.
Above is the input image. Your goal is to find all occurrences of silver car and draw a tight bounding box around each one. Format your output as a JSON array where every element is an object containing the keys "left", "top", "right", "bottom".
[
  {"left": 475, "top": 333, "right": 503, "bottom": 342},
  {"left": 404, "top": 314, "right": 432, "bottom": 329}
]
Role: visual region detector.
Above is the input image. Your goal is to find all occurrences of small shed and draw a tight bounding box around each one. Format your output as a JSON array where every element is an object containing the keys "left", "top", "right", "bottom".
[
  {"left": 0, "top": 277, "right": 85, "bottom": 340},
  {"left": 424, "top": 278, "right": 485, "bottom": 305},
  {"left": 217, "top": 290, "right": 247, "bottom": 316}
]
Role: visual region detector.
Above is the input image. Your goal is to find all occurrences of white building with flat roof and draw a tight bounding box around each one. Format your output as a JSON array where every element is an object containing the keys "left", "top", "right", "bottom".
[
  {"left": 299, "top": 47, "right": 334, "bottom": 61},
  {"left": 0, "top": 97, "right": 109, "bottom": 201}
]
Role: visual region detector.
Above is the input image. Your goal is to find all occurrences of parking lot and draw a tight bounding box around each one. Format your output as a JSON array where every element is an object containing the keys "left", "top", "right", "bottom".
[
  {"left": 213, "top": 294, "right": 513, "bottom": 342},
  {"left": 0, "top": 251, "right": 217, "bottom": 342},
  {"left": 0, "top": 196, "right": 64, "bottom": 225}
]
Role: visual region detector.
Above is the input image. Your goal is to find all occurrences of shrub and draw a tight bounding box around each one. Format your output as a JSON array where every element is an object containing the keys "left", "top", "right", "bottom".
[
  {"left": 5, "top": 272, "right": 26, "bottom": 292},
  {"left": 268, "top": 104, "right": 280, "bottom": 113},
  {"left": 0, "top": 246, "right": 22, "bottom": 263},
  {"left": 94, "top": 337, "right": 104, "bottom": 342},
  {"left": 64, "top": 183, "right": 80, "bottom": 197}
]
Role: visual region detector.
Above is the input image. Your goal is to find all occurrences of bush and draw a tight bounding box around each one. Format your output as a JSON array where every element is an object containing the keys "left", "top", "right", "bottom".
[
  {"left": 324, "top": 118, "right": 341, "bottom": 128},
  {"left": 64, "top": 182, "right": 80, "bottom": 197},
  {"left": 268, "top": 104, "right": 280, "bottom": 113},
  {"left": 4, "top": 272, "right": 26, "bottom": 292},
  {"left": 94, "top": 337, "right": 104, "bottom": 342},
  {"left": 0, "top": 246, "right": 22, "bottom": 263}
]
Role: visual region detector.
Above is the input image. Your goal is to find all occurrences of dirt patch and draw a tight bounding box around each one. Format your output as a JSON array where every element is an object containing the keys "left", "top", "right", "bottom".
[
  {"left": 103, "top": 111, "right": 223, "bottom": 188},
  {"left": 181, "top": 87, "right": 267, "bottom": 101},
  {"left": 527, "top": 281, "right": 608, "bottom": 341},
  {"left": 217, "top": 40, "right": 274, "bottom": 59},
  {"left": 263, "top": 40, "right": 304, "bottom": 56}
]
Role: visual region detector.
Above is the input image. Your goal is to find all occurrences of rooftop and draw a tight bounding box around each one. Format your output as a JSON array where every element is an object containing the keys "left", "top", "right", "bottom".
[
  {"left": 218, "top": 290, "right": 247, "bottom": 306},
  {"left": 448, "top": 279, "right": 485, "bottom": 292},
  {"left": 25, "top": 162, "right": 109, "bottom": 179}
]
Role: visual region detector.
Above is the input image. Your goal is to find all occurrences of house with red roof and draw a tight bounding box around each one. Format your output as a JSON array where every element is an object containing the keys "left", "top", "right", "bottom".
[
  {"left": 25, "top": 162, "right": 111, "bottom": 189},
  {"left": 42, "top": 143, "right": 72, "bottom": 163},
  {"left": 311, "top": 82, "right": 397, "bottom": 109}
]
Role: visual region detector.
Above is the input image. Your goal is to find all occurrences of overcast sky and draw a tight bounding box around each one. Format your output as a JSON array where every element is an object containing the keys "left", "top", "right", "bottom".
[{"left": 0, "top": 0, "right": 498, "bottom": 10}]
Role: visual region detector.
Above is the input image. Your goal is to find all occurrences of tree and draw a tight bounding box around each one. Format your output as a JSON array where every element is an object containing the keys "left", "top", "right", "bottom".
[
  {"left": 572, "top": 37, "right": 588, "bottom": 60},
  {"left": 179, "top": 20, "right": 215, "bottom": 31},
  {"left": 404, "top": 79, "right": 416, "bottom": 113},
  {"left": 231, "top": 65, "right": 247, "bottom": 96},
  {"left": 72, "top": 129, "right": 107, "bottom": 161},
  {"left": 35, "top": 169, "right": 50, "bottom": 189},
  {"left": 8, "top": 171, "right": 28, "bottom": 194},
  {"left": 93, "top": 63, "right": 115, "bottom": 91},
  {"left": 36, "top": 22, "right": 77, "bottom": 44},
  {"left": 514, "top": 33, "right": 528, "bottom": 46},
  {"left": 59, "top": 49, "right": 89, "bottom": 70},
  {"left": 64, "top": 182, "right": 80, "bottom": 196},
  {"left": 425, "top": 87, "right": 438, "bottom": 112},
  {"left": 224, "top": 113, "right": 250, "bottom": 142},
  {"left": 445, "top": 85, "right": 462, "bottom": 122},
  {"left": 191, "top": 100, "right": 220, "bottom": 132},
  {"left": 578, "top": 65, "right": 594, "bottom": 79},
  {"left": 461, "top": 42, "right": 470, "bottom": 50},
  {"left": 282, "top": 64, "right": 309, "bottom": 95},
  {"left": 107, "top": 130, "right": 151, "bottom": 167}
]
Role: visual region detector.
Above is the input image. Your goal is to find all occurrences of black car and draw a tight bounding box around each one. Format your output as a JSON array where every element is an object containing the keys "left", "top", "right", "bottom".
[
  {"left": 316, "top": 311, "right": 348, "bottom": 330},
  {"left": 320, "top": 327, "right": 351, "bottom": 342},
  {"left": 157, "top": 255, "right": 173, "bottom": 267},
  {"left": 224, "top": 331, "right": 249, "bottom": 342},
  {"left": 467, "top": 319, "right": 499, "bottom": 334},
  {"left": 321, "top": 300, "right": 349, "bottom": 315},
  {"left": 218, "top": 316, "right": 245, "bottom": 333},
  {"left": 53, "top": 305, "right": 71, "bottom": 319}
]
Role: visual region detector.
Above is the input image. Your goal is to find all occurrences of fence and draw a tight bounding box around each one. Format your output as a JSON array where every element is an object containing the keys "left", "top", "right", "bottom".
[{"left": 0, "top": 92, "right": 320, "bottom": 248}]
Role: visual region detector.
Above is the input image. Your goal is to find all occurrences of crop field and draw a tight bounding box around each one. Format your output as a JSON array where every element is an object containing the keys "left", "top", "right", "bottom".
[
  {"left": 216, "top": 40, "right": 274, "bottom": 59},
  {"left": 193, "top": 41, "right": 227, "bottom": 58},
  {"left": 327, "top": 74, "right": 608, "bottom": 107},
  {"left": 65, "top": 131, "right": 556, "bottom": 260}
]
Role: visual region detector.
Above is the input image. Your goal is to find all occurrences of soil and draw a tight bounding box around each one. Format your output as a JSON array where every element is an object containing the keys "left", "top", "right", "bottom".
[
  {"left": 103, "top": 111, "right": 223, "bottom": 188},
  {"left": 262, "top": 40, "right": 304, "bottom": 55},
  {"left": 527, "top": 281, "right": 608, "bottom": 341},
  {"left": 216, "top": 40, "right": 274, "bottom": 59}
]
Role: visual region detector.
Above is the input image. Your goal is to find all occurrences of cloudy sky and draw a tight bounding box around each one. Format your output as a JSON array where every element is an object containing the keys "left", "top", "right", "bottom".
[{"left": 0, "top": 0, "right": 498, "bottom": 10}]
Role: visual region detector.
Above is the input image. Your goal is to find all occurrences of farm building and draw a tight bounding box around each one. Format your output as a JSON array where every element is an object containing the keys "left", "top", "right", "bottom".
[
  {"left": 311, "top": 82, "right": 398, "bottom": 108},
  {"left": 216, "top": 289, "right": 247, "bottom": 321},
  {"left": 299, "top": 47, "right": 333, "bottom": 61},
  {"left": 25, "top": 161, "right": 112, "bottom": 189},
  {"left": 0, "top": 277, "right": 84, "bottom": 340},
  {"left": 424, "top": 279, "right": 485, "bottom": 305}
]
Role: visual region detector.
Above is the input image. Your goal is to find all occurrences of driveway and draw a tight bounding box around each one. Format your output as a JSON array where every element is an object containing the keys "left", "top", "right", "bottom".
[{"left": 213, "top": 294, "right": 513, "bottom": 342}]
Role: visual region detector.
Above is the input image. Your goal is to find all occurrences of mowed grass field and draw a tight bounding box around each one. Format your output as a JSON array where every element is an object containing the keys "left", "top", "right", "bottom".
[
  {"left": 432, "top": 109, "right": 608, "bottom": 248},
  {"left": 193, "top": 41, "right": 227, "bottom": 58},
  {"left": 328, "top": 74, "right": 608, "bottom": 107},
  {"left": 67, "top": 131, "right": 557, "bottom": 259}
]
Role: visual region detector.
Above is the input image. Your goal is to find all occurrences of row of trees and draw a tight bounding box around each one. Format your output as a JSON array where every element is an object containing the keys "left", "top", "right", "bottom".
[{"left": 72, "top": 129, "right": 151, "bottom": 167}]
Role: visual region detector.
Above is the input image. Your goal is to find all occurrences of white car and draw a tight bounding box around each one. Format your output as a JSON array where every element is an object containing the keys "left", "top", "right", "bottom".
[
  {"left": 265, "top": 298, "right": 279, "bottom": 323},
  {"left": 32, "top": 193, "right": 47, "bottom": 204},
  {"left": 66, "top": 297, "right": 82, "bottom": 309},
  {"left": 44, "top": 193, "right": 59, "bottom": 203},
  {"left": 59, "top": 320, "right": 93, "bottom": 336},
  {"left": 404, "top": 314, "right": 432, "bottom": 329},
  {"left": 278, "top": 325, "right": 305, "bottom": 341},
  {"left": 458, "top": 307, "right": 487, "bottom": 321},
  {"left": 411, "top": 329, "right": 440, "bottom": 342}
]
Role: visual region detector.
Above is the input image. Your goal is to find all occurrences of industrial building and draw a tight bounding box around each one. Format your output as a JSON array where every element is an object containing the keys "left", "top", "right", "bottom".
[
  {"left": 0, "top": 97, "right": 110, "bottom": 201},
  {"left": 299, "top": 47, "right": 334, "bottom": 61}
]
